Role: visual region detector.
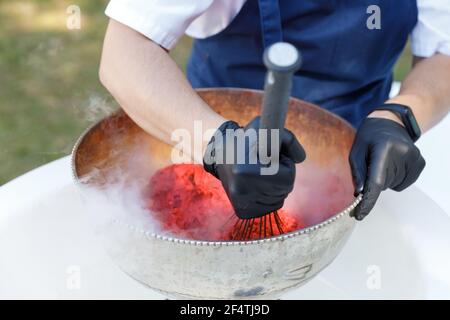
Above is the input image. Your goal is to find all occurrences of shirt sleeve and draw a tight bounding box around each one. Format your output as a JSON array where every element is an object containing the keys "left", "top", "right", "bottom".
[
  {"left": 105, "top": 0, "right": 214, "bottom": 49},
  {"left": 411, "top": 0, "right": 450, "bottom": 57}
]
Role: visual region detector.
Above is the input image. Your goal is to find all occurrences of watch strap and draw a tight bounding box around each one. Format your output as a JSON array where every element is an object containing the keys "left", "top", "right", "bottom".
[{"left": 374, "top": 103, "right": 421, "bottom": 142}]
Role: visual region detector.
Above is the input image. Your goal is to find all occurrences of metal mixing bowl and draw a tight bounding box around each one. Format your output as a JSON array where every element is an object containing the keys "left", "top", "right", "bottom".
[{"left": 72, "top": 88, "right": 361, "bottom": 299}]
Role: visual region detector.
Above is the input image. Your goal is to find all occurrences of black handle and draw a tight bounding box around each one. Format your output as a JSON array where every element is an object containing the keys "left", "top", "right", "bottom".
[{"left": 260, "top": 42, "right": 301, "bottom": 154}]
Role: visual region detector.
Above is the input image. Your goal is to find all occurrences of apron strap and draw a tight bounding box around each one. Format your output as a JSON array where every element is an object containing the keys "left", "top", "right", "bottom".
[{"left": 258, "top": 0, "right": 283, "bottom": 48}]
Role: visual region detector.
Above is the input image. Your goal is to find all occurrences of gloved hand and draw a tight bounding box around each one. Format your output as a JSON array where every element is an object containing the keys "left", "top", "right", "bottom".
[
  {"left": 349, "top": 117, "right": 426, "bottom": 220},
  {"left": 203, "top": 117, "right": 306, "bottom": 219}
]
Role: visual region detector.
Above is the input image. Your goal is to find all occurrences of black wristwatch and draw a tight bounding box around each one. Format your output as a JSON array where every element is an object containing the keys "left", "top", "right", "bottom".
[{"left": 374, "top": 103, "right": 421, "bottom": 142}]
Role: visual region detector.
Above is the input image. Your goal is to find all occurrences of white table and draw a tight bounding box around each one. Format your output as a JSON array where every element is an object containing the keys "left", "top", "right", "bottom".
[{"left": 1, "top": 115, "right": 449, "bottom": 299}]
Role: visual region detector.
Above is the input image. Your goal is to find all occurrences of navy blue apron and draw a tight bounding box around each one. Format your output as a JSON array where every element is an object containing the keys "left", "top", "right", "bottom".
[{"left": 187, "top": 0, "right": 418, "bottom": 128}]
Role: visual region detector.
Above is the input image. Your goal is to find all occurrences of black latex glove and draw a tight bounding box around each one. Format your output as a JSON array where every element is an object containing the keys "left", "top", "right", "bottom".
[
  {"left": 203, "top": 117, "right": 306, "bottom": 219},
  {"left": 349, "top": 117, "right": 426, "bottom": 220}
]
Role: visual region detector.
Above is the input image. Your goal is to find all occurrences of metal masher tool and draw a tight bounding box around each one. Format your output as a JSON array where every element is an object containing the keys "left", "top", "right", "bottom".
[{"left": 228, "top": 42, "right": 302, "bottom": 241}]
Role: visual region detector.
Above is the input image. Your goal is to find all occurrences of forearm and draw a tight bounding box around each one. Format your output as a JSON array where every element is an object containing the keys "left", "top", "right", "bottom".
[
  {"left": 99, "top": 19, "right": 225, "bottom": 161},
  {"left": 370, "top": 54, "right": 450, "bottom": 132}
]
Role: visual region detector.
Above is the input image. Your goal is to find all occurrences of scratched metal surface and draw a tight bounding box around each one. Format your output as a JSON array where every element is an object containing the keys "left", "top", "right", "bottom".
[{"left": 71, "top": 88, "right": 360, "bottom": 299}]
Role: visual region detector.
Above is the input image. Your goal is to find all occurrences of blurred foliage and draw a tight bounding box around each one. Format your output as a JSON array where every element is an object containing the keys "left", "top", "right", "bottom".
[{"left": 0, "top": 0, "right": 411, "bottom": 185}]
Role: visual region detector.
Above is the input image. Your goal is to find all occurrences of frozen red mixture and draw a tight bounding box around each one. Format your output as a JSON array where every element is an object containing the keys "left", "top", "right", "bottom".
[{"left": 145, "top": 164, "right": 304, "bottom": 241}]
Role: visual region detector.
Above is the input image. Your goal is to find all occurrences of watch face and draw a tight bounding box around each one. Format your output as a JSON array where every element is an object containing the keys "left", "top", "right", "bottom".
[
  {"left": 406, "top": 111, "right": 421, "bottom": 139},
  {"left": 378, "top": 104, "right": 421, "bottom": 141}
]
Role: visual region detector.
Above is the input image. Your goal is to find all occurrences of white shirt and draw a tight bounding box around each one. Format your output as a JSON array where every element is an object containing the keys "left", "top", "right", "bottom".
[{"left": 105, "top": 0, "right": 450, "bottom": 57}]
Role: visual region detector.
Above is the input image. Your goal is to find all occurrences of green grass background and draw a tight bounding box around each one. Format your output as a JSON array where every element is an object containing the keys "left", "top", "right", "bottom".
[{"left": 0, "top": 0, "right": 412, "bottom": 185}]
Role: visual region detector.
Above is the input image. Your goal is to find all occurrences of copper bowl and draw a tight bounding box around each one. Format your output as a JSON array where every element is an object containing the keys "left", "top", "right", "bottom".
[{"left": 72, "top": 88, "right": 361, "bottom": 299}]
